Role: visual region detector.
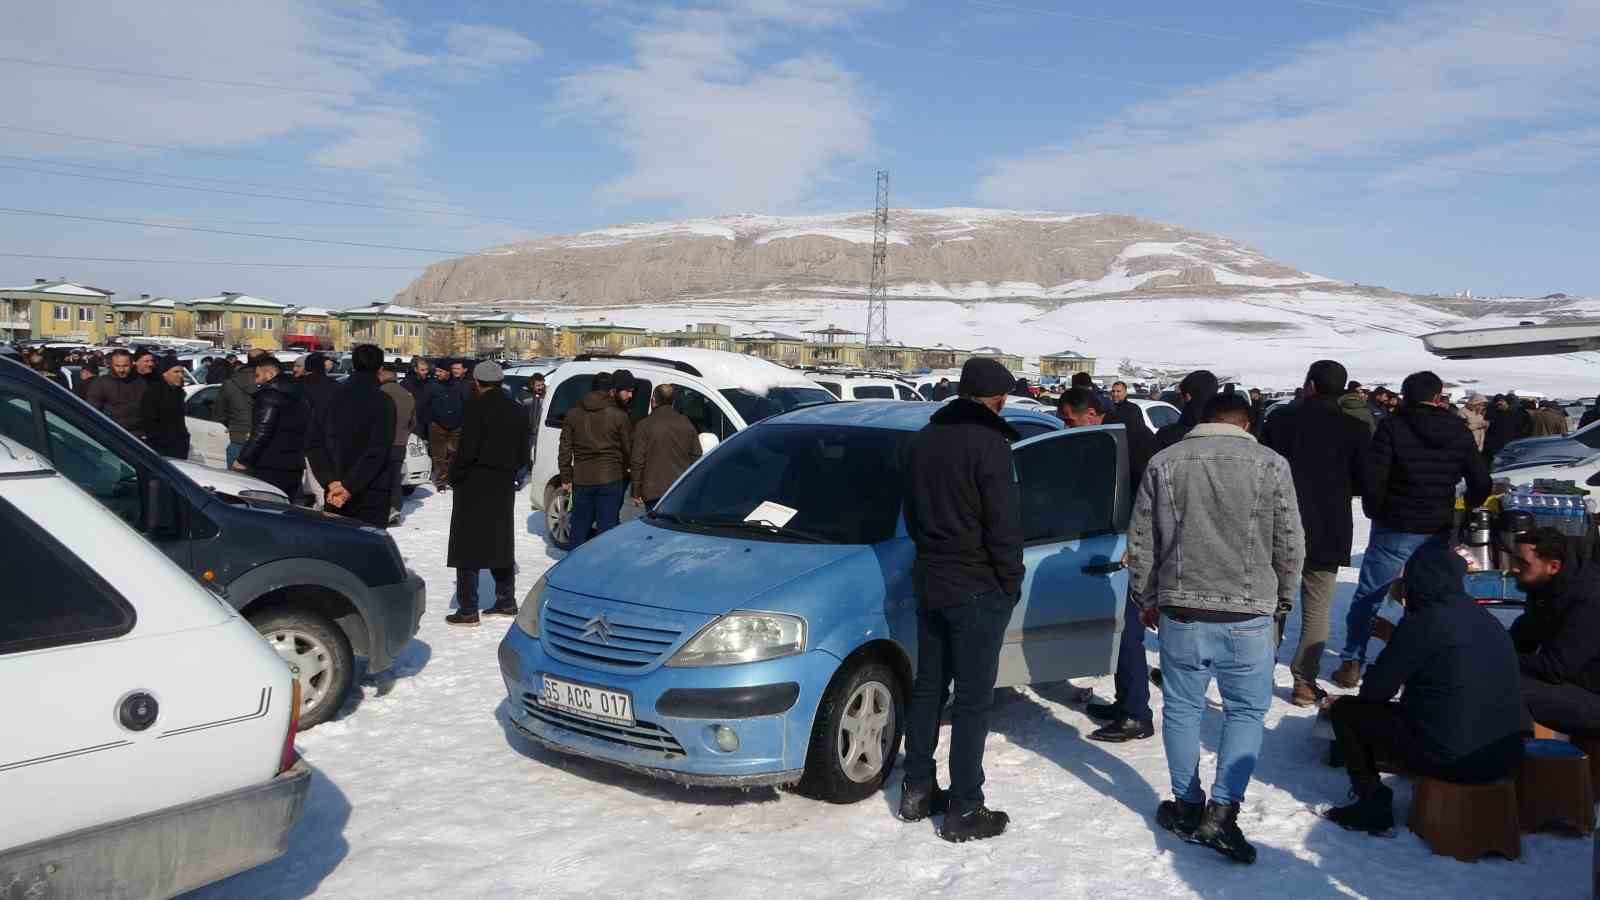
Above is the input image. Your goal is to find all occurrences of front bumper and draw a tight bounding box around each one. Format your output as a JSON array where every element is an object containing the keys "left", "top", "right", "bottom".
[
  {"left": 0, "top": 760, "right": 311, "bottom": 898},
  {"left": 498, "top": 624, "right": 837, "bottom": 787},
  {"left": 368, "top": 569, "right": 426, "bottom": 673}
]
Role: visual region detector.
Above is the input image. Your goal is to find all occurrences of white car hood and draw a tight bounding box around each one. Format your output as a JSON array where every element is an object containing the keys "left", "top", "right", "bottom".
[{"left": 169, "top": 458, "right": 289, "bottom": 500}]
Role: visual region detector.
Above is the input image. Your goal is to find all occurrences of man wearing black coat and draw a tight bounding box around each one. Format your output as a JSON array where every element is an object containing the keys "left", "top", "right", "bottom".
[
  {"left": 1334, "top": 371, "right": 1491, "bottom": 689},
  {"left": 1156, "top": 370, "right": 1218, "bottom": 450},
  {"left": 1325, "top": 541, "right": 1523, "bottom": 834},
  {"left": 234, "top": 356, "right": 309, "bottom": 500},
  {"left": 1483, "top": 394, "right": 1530, "bottom": 464},
  {"left": 1058, "top": 387, "right": 1156, "bottom": 744},
  {"left": 298, "top": 352, "right": 340, "bottom": 504},
  {"left": 424, "top": 363, "right": 468, "bottom": 490},
  {"left": 445, "top": 362, "right": 531, "bottom": 627},
  {"left": 898, "top": 357, "right": 1023, "bottom": 843},
  {"left": 1261, "top": 360, "right": 1371, "bottom": 706},
  {"left": 306, "top": 345, "right": 395, "bottom": 527},
  {"left": 140, "top": 360, "right": 190, "bottom": 459},
  {"left": 1507, "top": 528, "right": 1600, "bottom": 735}
]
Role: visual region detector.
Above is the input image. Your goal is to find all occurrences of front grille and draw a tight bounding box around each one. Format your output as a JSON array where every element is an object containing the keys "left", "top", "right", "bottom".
[
  {"left": 542, "top": 597, "right": 684, "bottom": 669},
  {"left": 521, "top": 694, "right": 685, "bottom": 756}
]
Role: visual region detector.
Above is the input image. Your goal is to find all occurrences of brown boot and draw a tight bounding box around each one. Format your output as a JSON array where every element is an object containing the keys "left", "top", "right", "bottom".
[
  {"left": 1290, "top": 679, "right": 1322, "bottom": 707},
  {"left": 1331, "top": 660, "right": 1361, "bottom": 690}
]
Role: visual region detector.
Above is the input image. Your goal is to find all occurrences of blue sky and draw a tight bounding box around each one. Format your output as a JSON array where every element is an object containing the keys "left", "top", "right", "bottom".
[{"left": 2, "top": 0, "right": 1596, "bottom": 307}]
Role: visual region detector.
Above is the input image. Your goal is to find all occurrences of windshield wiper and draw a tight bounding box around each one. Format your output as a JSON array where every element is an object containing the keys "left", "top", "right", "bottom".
[{"left": 727, "top": 517, "right": 831, "bottom": 543}]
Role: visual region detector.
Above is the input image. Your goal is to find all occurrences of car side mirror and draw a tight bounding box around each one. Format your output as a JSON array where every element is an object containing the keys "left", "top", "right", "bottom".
[
  {"left": 141, "top": 476, "right": 181, "bottom": 537},
  {"left": 698, "top": 432, "right": 720, "bottom": 454}
]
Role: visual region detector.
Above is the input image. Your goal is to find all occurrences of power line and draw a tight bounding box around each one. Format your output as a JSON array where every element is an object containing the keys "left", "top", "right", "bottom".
[
  {"left": 0, "top": 207, "right": 467, "bottom": 254},
  {"left": 0, "top": 163, "right": 541, "bottom": 227},
  {"left": 1290, "top": 0, "right": 1600, "bottom": 48},
  {"left": 0, "top": 252, "right": 423, "bottom": 270},
  {"left": 0, "top": 55, "right": 361, "bottom": 98}
]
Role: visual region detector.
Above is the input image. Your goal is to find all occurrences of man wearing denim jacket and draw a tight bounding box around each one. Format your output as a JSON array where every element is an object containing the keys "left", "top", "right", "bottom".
[{"left": 1129, "top": 391, "right": 1305, "bottom": 865}]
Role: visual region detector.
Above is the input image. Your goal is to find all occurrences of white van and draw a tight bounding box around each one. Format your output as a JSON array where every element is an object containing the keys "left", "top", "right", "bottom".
[
  {"left": 0, "top": 435, "right": 309, "bottom": 896},
  {"left": 529, "top": 348, "right": 835, "bottom": 545}
]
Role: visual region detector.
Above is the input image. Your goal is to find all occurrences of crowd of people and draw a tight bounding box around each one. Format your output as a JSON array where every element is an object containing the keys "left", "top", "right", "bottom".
[{"left": 897, "top": 355, "right": 1600, "bottom": 863}]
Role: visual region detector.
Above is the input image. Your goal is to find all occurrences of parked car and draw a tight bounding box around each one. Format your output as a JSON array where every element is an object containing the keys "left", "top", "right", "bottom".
[
  {"left": 809, "top": 373, "right": 921, "bottom": 401},
  {"left": 1493, "top": 420, "right": 1600, "bottom": 471},
  {"left": 0, "top": 434, "right": 309, "bottom": 896},
  {"left": 0, "top": 357, "right": 426, "bottom": 729},
  {"left": 530, "top": 348, "right": 836, "bottom": 546},
  {"left": 500, "top": 401, "right": 1129, "bottom": 801},
  {"left": 502, "top": 362, "right": 560, "bottom": 411},
  {"left": 1126, "top": 398, "right": 1182, "bottom": 432}
]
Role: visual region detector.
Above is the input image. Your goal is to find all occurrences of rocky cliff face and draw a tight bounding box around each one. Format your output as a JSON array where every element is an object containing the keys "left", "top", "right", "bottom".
[{"left": 394, "top": 208, "right": 1340, "bottom": 308}]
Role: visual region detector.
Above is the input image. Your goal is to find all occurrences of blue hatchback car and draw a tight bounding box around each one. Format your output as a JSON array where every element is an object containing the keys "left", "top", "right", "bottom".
[{"left": 498, "top": 401, "right": 1130, "bottom": 802}]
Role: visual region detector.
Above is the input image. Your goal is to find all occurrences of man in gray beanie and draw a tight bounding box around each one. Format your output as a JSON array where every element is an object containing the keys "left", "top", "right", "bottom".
[
  {"left": 897, "top": 356, "right": 1023, "bottom": 842},
  {"left": 446, "top": 360, "right": 531, "bottom": 627}
]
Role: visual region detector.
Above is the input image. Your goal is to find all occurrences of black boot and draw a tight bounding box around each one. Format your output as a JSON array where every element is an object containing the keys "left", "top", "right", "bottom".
[
  {"left": 1325, "top": 784, "right": 1394, "bottom": 835},
  {"left": 897, "top": 779, "right": 949, "bottom": 822},
  {"left": 1156, "top": 796, "right": 1205, "bottom": 839},
  {"left": 1085, "top": 701, "right": 1124, "bottom": 721},
  {"left": 1190, "top": 801, "right": 1256, "bottom": 864},
  {"left": 939, "top": 804, "right": 1010, "bottom": 843},
  {"left": 445, "top": 611, "right": 480, "bottom": 627},
  {"left": 483, "top": 603, "right": 519, "bottom": 617},
  {"left": 1087, "top": 716, "right": 1154, "bottom": 743}
]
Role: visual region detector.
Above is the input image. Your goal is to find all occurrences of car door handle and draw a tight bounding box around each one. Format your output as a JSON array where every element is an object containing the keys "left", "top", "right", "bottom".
[{"left": 1082, "top": 562, "right": 1125, "bottom": 575}]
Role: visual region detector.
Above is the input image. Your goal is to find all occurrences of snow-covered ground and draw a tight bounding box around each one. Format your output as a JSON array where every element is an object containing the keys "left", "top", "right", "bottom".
[
  {"left": 191, "top": 492, "right": 1590, "bottom": 900},
  {"left": 531, "top": 294, "right": 1600, "bottom": 397}
]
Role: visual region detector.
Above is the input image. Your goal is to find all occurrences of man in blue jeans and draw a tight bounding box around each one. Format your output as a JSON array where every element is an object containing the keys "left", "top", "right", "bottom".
[
  {"left": 557, "top": 371, "right": 632, "bottom": 548},
  {"left": 898, "top": 358, "right": 1024, "bottom": 844},
  {"left": 1332, "top": 371, "right": 1491, "bottom": 689},
  {"left": 1129, "top": 392, "right": 1305, "bottom": 864}
]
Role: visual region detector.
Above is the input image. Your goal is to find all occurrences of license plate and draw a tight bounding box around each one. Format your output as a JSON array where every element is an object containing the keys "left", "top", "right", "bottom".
[{"left": 540, "top": 675, "right": 634, "bottom": 727}]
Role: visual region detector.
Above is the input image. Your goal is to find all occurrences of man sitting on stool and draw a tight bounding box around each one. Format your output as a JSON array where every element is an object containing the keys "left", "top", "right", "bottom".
[
  {"left": 1507, "top": 527, "right": 1600, "bottom": 736},
  {"left": 1325, "top": 540, "right": 1524, "bottom": 834}
]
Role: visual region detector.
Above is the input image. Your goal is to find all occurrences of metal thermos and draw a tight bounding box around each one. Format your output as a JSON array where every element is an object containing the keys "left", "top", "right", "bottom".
[{"left": 1464, "top": 509, "right": 1496, "bottom": 571}]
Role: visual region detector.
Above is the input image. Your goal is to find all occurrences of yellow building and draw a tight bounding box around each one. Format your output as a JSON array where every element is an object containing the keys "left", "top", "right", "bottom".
[
  {"left": 971, "top": 345, "right": 1024, "bottom": 372},
  {"left": 284, "top": 306, "right": 338, "bottom": 352},
  {"left": 460, "top": 313, "right": 553, "bottom": 358},
  {"left": 919, "top": 344, "right": 972, "bottom": 371},
  {"left": 652, "top": 322, "right": 734, "bottom": 352},
  {"left": 735, "top": 330, "right": 806, "bottom": 365},
  {"left": 803, "top": 325, "right": 867, "bottom": 367},
  {"left": 0, "top": 279, "right": 114, "bottom": 343},
  {"left": 427, "top": 321, "right": 462, "bottom": 358},
  {"left": 866, "top": 343, "right": 921, "bottom": 372},
  {"left": 184, "top": 292, "right": 287, "bottom": 350},
  {"left": 1040, "top": 349, "right": 1097, "bottom": 379},
  {"left": 336, "top": 302, "right": 432, "bottom": 356},
  {"left": 564, "top": 322, "right": 650, "bottom": 355},
  {"left": 110, "top": 295, "right": 185, "bottom": 341}
]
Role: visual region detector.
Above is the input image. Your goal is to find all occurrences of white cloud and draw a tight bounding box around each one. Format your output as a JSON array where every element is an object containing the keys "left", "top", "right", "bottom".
[
  {"left": 559, "top": 1, "right": 881, "bottom": 212},
  {"left": 444, "top": 23, "right": 542, "bottom": 73},
  {"left": 975, "top": 0, "right": 1600, "bottom": 212}
]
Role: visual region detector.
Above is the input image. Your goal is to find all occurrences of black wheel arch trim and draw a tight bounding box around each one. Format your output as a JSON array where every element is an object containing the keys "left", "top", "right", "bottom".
[
  {"left": 657, "top": 683, "right": 801, "bottom": 719},
  {"left": 226, "top": 558, "right": 391, "bottom": 668}
]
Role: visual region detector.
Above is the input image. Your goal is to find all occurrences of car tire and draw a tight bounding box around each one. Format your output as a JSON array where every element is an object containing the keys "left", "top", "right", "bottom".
[
  {"left": 249, "top": 607, "right": 354, "bottom": 731},
  {"left": 544, "top": 483, "right": 572, "bottom": 548},
  {"left": 793, "top": 659, "right": 902, "bottom": 804}
]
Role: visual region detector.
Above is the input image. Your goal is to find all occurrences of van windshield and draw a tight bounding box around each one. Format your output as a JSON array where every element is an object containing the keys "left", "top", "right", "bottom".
[
  {"left": 652, "top": 424, "right": 907, "bottom": 544},
  {"left": 719, "top": 387, "right": 835, "bottom": 424}
]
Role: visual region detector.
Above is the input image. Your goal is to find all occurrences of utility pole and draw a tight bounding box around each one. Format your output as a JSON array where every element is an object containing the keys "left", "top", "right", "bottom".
[{"left": 866, "top": 170, "right": 889, "bottom": 364}]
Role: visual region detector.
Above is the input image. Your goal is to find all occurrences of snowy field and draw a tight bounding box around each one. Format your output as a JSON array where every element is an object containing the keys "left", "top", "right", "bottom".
[
  {"left": 192, "top": 490, "right": 1591, "bottom": 900},
  {"left": 522, "top": 294, "right": 1600, "bottom": 398}
]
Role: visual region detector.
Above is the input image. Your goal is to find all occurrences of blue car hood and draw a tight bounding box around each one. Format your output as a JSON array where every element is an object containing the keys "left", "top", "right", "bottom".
[{"left": 548, "top": 521, "right": 869, "bottom": 615}]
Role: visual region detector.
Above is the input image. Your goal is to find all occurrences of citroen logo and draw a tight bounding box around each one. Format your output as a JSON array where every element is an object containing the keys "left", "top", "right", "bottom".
[{"left": 580, "top": 613, "right": 614, "bottom": 644}]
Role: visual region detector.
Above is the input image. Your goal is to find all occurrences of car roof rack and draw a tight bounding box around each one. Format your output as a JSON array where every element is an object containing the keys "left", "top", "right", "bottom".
[{"left": 573, "top": 353, "right": 702, "bottom": 378}]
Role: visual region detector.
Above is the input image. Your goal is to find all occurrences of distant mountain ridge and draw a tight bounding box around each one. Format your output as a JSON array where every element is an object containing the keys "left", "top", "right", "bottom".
[{"left": 394, "top": 208, "right": 1367, "bottom": 309}]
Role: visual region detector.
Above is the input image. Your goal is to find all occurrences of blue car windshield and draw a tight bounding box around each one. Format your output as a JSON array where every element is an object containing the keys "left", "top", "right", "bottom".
[
  {"left": 719, "top": 387, "right": 836, "bottom": 424},
  {"left": 653, "top": 424, "right": 908, "bottom": 544}
]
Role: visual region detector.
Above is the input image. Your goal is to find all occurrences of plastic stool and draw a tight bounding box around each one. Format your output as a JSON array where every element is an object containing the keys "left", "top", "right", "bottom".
[
  {"left": 1408, "top": 776, "right": 1522, "bottom": 861},
  {"left": 1517, "top": 739, "right": 1595, "bottom": 835}
]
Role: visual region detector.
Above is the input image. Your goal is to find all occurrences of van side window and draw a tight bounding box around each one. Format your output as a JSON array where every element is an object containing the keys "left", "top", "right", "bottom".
[
  {"left": 0, "top": 497, "right": 136, "bottom": 655},
  {"left": 672, "top": 385, "right": 733, "bottom": 439},
  {"left": 544, "top": 375, "right": 593, "bottom": 428},
  {"left": 42, "top": 409, "right": 142, "bottom": 527}
]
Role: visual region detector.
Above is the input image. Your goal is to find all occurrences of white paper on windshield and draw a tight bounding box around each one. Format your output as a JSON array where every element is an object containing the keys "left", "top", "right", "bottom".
[{"left": 744, "top": 500, "right": 799, "bottom": 528}]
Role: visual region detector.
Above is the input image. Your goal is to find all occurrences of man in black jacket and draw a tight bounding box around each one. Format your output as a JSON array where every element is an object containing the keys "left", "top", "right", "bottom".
[
  {"left": 1058, "top": 387, "right": 1155, "bottom": 743},
  {"left": 306, "top": 345, "right": 396, "bottom": 527},
  {"left": 898, "top": 357, "right": 1022, "bottom": 843},
  {"left": 1261, "top": 360, "right": 1371, "bottom": 706},
  {"left": 1156, "top": 370, "right": 1218, "bottom": 450},
  {"left": 445, "top": 362, "right": 530, "bottom": 627},
  {"left": 425, "top": 363, "right": 468, "bottom": 490},
  {"left": 1483, "top": 394, "right": 1530, "bottom": 464},
  {"left": 1325, "top": 541, "right": 1524, "bottom": 834},
  {"left": 234, "top": 356, "right": 309, "bottom": 500},
  {"left": 1507, "top": 528, "right": 1600, "bottom": 735},
  {"left": 1334, "top": 371, "right": 1491, "bottom": 689},
  {"left": 140, "top": 360, "right": 190, "bottom": 459}
]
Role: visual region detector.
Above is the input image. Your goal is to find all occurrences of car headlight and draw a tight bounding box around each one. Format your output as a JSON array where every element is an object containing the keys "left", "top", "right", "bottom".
[
  {"left": 667, "top": 612, "right": 805, "bottom": 667},
  {"left": 516, "top": 575, "right": 548, "bottom": 637}
]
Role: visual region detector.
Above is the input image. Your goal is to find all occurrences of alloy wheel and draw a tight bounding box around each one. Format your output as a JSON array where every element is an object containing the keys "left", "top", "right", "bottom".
[
  {"left": 266, "top": 628, "right": 334, "bottom": 713},
  {"left": 837, "top": 680, "right": 895, "bottom": 784}
]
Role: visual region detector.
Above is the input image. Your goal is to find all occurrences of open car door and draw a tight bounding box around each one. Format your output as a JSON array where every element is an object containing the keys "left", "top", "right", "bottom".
[{"left": 995, "top": 424, "right": 1131, "bottom": 688}]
